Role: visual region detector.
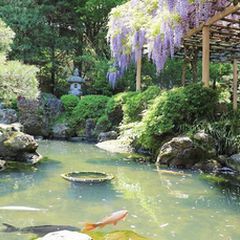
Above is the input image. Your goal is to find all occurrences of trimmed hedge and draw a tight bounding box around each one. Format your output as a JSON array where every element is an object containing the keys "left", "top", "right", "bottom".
[
  {"left": 71, "top": 95, "right": 110, "bottom": 126},
  {"left": 61, "top": 95, "right": 79, "bottom": 112}
]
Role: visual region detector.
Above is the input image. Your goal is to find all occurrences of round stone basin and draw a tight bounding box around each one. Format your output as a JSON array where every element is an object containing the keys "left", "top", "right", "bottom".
[{"left": 61, "top": 171, "right": 114, "bottom": 183}]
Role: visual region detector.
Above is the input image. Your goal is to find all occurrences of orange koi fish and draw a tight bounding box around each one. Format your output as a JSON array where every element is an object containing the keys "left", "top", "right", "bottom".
[{"left": 83, "top": 210, "right": 128, "bottom": 232}]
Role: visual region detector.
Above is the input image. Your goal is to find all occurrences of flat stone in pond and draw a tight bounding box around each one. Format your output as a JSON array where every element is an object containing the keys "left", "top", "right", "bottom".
[{"left": 96, "top": 139, "right": 133, "bottom": 154}]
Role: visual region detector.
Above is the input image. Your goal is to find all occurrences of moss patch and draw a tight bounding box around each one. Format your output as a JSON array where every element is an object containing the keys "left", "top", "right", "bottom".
[
  {"left": 89, "top": 230, "right": 149, "bottom": 240},
  {"left": 200, "top": 174, "right": 228, "bottom": 184}
]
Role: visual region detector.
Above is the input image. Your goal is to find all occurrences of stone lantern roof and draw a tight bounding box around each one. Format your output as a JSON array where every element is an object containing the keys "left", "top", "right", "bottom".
[{"left": 67, "top": 68, "right": 85, "bottom": 84}]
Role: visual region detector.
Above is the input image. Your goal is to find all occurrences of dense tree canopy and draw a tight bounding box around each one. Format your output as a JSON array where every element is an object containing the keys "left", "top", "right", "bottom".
[{"left": 0, "top": 0, "right": 125, "bottom": 94}]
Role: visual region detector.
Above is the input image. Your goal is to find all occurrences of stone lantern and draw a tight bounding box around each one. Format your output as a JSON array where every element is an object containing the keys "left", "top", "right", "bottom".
[{"left": 67, "top": 68, "right": 85, "bottom": 96}]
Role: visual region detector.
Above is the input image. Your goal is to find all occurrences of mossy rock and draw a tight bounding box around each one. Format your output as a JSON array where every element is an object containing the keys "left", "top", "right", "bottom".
[{"left": 89, "top": 230, "right": 149, "bottom": 240}]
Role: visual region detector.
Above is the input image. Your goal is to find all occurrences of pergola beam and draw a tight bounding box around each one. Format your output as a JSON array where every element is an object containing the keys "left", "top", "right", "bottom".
[
  {"left": 212, "top": 24, "right": 240, "bottom": 31},
  {"left": 186, "top": 4, "right": 240, "bottom": 38}
]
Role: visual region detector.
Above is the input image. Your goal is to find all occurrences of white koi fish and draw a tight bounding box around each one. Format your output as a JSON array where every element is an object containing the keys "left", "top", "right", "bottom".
[{"left": 0, "top": 206, "right": 47, "bottom": 211}]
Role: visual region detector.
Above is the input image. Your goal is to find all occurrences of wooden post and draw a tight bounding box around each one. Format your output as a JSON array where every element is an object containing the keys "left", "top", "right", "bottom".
[
  {"left": 233, "top": 59, "right": 238, "bottom": 111},
  {"left": 136, "top": 57, "right": 142, "bottom": 91},
  {"left": 182, "top": 60, "right": 186, "bottom": 86},
  {"left": 202, "top": 26, "right": 210, "bottom": 87}
]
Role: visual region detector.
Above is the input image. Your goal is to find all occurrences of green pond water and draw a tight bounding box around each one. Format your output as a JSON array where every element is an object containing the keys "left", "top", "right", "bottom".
[{"left": 0, "top": 140, "right": 240, "bottom": 240}]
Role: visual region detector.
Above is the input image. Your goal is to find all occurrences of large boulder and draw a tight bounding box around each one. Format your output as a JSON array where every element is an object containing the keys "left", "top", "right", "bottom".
[
  {"left": 193, "top": 131, "right": 216, "bottom": 157},
  {"left": 18, "top": 94, "right": 62, "bottom": 137},
  {"left": 226, "top": 154, "right": 240, "bottom": 172},
  {"left": 0, "top": 109, "right": 18, "bottom": 124},
  {"left": 156, "top": 136, "right": 208, "bottom": 168},
  {"left": 37, "top": 231, "right": 92, "bottom": 240},
  {"left": 98, "top": 131, "right": 118, "bottom": 142},
  {"left": 52, "top": 123, "right": 71, "bottom": 140},
  {"left": 193, "top": 159, "right": 222, "bottom": 172},
  {"left": 4, "top": 132, "right": 38, "bottom": 152},
  {"left": 0, "top": 123, "right": 42, "bottom": 164}
]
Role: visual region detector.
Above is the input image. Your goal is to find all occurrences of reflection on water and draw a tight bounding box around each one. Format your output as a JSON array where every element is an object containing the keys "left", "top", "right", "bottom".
[
  {"left": 0, "top": 140, "right": 239, "bottom": 240},
  {"left": 68, "top": 182, "right": 119, "bottom": 202}
]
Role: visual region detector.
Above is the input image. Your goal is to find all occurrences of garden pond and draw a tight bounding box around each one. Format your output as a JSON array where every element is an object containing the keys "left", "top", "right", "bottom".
[{"left": 0, "top": 140, "right": 240, "bottom": 240}]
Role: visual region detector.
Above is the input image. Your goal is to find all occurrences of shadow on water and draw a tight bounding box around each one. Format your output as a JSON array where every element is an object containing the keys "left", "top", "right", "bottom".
[
  {"left": 87, "top": 158, "right": 152, "bottom": 171},
  {"left": 0, "top": 158, "right": 62, "bottom": 196},
  {"left": 217, "top": 175, "right": 240, "bottom": 210},
  {"left": 66, "top": 181, "right": 121, "bottom": 202},
  {"left": 200, "top": 173, "right": 240, "bottom": 212}
]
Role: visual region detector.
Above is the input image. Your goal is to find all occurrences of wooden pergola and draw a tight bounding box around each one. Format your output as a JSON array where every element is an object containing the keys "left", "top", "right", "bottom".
[{"left": 179, "top": 1, "right": 240, "bottom": 110}]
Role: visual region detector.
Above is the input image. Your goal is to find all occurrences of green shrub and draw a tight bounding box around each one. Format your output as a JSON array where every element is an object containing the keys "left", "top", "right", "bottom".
[
  {"left": 123, "top": 86, "right": 161, "bottom": 123},
  {"left": 71, "top": 95, "right": 110, "bottom": 126},
  {"left": 61, "top": 94, "right": 79, "bottom": 112},
  {"left": 0, "top": 61, "right": 39, "bottom": 103},
  {"left": 95, "top": 114, "right": 112, "bottom": 133},
  {"left": 138, "top": 84, "right": 218, "bottom": 151},
  {"left": 103, "top": 91, "right": 138, "bottom": 127},
  {"left": 5, "top": 98, "right": 18, "bottom": 110}
]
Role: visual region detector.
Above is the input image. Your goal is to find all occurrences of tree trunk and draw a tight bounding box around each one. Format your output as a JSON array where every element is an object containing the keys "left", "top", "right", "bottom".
[
  {"left": 136, "top": 57, "right": 142, "bottom": 91},
  {"left": 191, "top": 48, "right": 198, "bottom": 83},
  {"left": 50, "top": 44, "right": 56, "bottom": 94},
  {"left": 233, "top": 59, "right": 238, "bottom": 111}
]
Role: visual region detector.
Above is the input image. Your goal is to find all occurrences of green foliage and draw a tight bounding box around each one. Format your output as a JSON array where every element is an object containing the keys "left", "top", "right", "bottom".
[
  {"left": 105, "top": 97, "right": 123, "bottom": 127},
  {"left": 0, "top": 0, "right": 125, "bottom": 94},
  {"left": 123, "top": 86, "right": 161, "bottom": 123},
  {"left": 138, "top": 84, "right": 218, "bottom": 150},
  {"left": 80, "top": 54, "right": 113, "bottom": 96},
  {"left": 95, "top": 114, "right": 112, "bottom": 133},
  {"left": 5, "top": 98, "right": 18, "bottom": 110},
  {"left": 0, "top": 20, "right": 14, "bottom": 57},
  {"left": 0, "top": 60, "right": 39, "bottom": 103},
  {"left": 191, "top": 112, "right": 240, "bottom": 156},
  {"left": 61, "top": 95, "right": 80, "bottom": 112},
  {"left": 158, "top": 59, "right": 187, "bottom": 87},
  {"left": 0, "top": 18, "right": 39, "bottom": 103},
  {"left": 71, "top": 95, "right": 110, "bottom": 126}
]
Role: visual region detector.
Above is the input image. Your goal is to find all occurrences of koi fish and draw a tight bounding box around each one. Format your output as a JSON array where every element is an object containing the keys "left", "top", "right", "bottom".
[
  {"left": 2, "top": 223, "right": 81, "bottom": 237},
  {"left": 83, "top": 210, "right": 128, "bottom": 231},
  {"left": 0, "top": 206, "right": 47, "bottom": 211}
]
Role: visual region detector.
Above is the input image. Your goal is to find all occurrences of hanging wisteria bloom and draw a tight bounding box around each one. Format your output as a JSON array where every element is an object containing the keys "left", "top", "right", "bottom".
[{"left": 107, "top": 0, "right": 231, "bottom": 87}]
